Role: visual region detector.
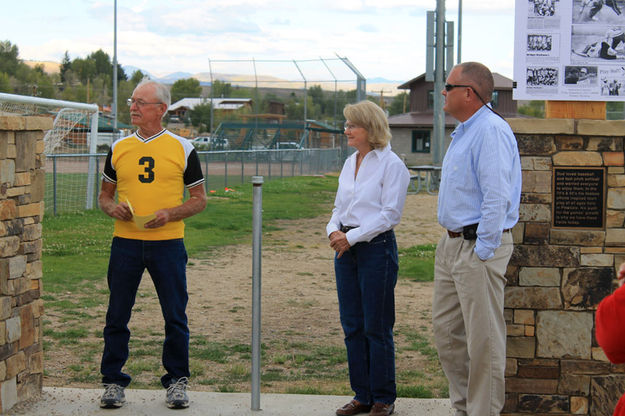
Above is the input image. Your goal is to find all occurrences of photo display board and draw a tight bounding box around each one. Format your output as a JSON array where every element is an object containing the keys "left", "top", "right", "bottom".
[{"left": 514, "top": 0, "right": 625, "bottom": 100}]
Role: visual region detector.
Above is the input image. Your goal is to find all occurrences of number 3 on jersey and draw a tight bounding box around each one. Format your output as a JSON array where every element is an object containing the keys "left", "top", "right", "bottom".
[{"left": 138, "top": 156, "right": 155, "bottom": 183}]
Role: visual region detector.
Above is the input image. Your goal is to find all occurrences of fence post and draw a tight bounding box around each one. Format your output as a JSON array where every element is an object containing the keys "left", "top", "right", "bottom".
[
  {"left": 225, "top": 152, "right": 229, "bottom": 189},
  {"left": 251, "top": 175, "right": 263, "bottom": 411},
  {"left": 85, "top": 111, "right": 99, "bottom": 209},
  {"left": 53, "top": 156, "right": 58, "bottom": 216}
]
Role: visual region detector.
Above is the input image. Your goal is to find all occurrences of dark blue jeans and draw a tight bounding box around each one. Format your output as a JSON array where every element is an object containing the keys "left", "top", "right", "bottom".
[
  {"left": 100, "top": 237, "right": 189, "bottom": 388},
  {"left": 334, "top": 230, "right": 398, "bottom": 405}
]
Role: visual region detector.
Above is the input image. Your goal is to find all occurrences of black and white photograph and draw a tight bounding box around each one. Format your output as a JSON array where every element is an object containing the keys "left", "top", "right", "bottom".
[
  {"left": 564, "top": 65, "right": 599, "bottom": 84},
  {"left": 600, "top": 67, "right": 625, "bottom": 94},
  {"left": 573, "top": 0, "right": 624, "bottom": 24},
  {"left": 529, "top": 0, "right": 559, "bottom": 17},
  {"left": 526, "top": 66, "right": 559, "bottom": 86},
  {"left": 571, "top": 25, "right": 625, "bottom": 61},
  {"left": 528, "top": 34, "right": 554, "bottom": 51}
]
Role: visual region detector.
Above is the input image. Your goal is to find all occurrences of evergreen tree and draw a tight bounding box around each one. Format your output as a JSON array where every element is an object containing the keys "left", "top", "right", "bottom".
[
  {"left": 60, "top": 51, "right": 71, "bottom": 83},
  {"left": 170, "top": 78, "right": 202, "bottom": 103}
]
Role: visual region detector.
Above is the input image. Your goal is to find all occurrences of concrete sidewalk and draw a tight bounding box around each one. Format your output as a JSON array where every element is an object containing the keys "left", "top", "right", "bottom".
[{"left": 6, "top": 388, "right": 455, "bottom": 416}]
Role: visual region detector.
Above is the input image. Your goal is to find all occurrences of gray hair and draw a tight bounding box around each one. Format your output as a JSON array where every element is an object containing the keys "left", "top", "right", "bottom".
[{"left": 134, "top": 79, "right": 171, "bottom": 109}]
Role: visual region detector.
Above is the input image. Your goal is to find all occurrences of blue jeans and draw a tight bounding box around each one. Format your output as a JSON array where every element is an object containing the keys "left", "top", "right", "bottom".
[
  {"left": 334, "top": 230, "right": 398, "bottom": 405},
  {"left": 100, "top": 237, "right": 189, "bottom": 388}
]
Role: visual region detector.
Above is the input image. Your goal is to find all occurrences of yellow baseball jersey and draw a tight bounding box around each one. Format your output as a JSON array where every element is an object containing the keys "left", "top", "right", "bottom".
[{"left": 102, "top": 129, "right": 204, "bottom": 240}]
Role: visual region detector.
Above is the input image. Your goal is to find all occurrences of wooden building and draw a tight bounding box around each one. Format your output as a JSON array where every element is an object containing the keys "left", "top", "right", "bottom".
[{"left": 388, "top": 72, "right": 520, "bottom": 165}]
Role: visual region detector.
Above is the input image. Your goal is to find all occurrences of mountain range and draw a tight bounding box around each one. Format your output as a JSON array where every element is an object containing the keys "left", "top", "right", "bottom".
[{"left": 24, "top": 60, "right": 405, "bottom": 95}]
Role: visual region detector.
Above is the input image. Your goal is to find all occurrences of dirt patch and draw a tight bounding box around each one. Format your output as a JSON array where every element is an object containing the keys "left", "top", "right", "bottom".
[{"left": 42, "top": 193, "right": 446, "bottom": 394}]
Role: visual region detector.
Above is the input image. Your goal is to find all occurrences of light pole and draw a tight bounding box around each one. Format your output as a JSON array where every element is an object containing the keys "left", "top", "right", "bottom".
[
  {"left": 458, "top": 0, "right": 462, "bottom": 64},
  {"left": 432, "top": 0, "right": 446, "bottom": 166},
  {"left": 112, "top": 0, "right": 118, "bottom": 140}
]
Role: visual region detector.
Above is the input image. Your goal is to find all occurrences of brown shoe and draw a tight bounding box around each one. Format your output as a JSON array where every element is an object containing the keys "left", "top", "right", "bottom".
[
  {"left": 336, "top": 399, "right": 372, "bottom": 415},
  {"left": 369, "top": 402, "right": 394, "bottom": 416}
]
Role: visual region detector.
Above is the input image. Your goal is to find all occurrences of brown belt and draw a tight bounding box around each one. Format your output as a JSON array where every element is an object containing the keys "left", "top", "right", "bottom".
[{"left": 447, "top": 229, "right": 511, "bottom": 238}]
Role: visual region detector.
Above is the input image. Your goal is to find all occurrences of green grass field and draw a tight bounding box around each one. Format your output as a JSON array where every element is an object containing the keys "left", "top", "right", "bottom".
[{"left": 41, "top": 175, "right": 443, "bottom": 396}]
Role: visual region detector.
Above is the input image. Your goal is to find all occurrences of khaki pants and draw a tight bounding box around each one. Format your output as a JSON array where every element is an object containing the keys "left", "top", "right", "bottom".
[{"left": 432, "top": 232, "right": 513, "bottom": 416}]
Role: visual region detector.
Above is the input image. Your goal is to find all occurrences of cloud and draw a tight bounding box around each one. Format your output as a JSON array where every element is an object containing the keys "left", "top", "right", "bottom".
[
  {"left": 156, "top": 8, "right": 262, "bottom": 34},
  {"left": 358, "top": 24, "right": 378, "bottom": 33}
]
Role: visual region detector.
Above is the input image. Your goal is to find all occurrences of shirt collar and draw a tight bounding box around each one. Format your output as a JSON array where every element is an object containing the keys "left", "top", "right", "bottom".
[
  {"left": 370, "top": 144, "right": 392, "bottom": 160},
  {"left": 453, "top": 105, "right": 489, "bottom": 136},
  {"left": 136, "top": 128, "right": 166, "bottom": 142}
]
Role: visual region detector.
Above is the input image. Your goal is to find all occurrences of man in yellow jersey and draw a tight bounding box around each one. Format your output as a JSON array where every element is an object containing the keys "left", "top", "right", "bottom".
[{"left": 98, "top": 80, "right": 207, "bottom": 409}]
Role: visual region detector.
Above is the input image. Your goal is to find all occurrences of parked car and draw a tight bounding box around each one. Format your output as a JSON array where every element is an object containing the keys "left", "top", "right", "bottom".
[
  {"left": 191, "top": 136, "right": 229, "bottom": 151},
  {"left": 273, "top": 142, "right": 305, "bottom": 161},
  {"left": 275, "top": 141, "right": 302, "bottom": 150}
]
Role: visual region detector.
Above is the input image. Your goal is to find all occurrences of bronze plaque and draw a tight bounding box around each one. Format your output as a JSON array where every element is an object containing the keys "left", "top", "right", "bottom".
[{"left": 553, "top": 167, "right": 605, "bottom": 229}]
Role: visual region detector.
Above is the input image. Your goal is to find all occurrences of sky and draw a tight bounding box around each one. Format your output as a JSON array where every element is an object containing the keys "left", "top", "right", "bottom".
[{"left": 3, "top": 0, "right": 516, "bottom": 85}]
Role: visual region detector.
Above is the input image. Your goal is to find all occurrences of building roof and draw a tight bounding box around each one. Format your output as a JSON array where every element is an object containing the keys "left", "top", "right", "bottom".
[
  {"left": 387, "top": 112, "right": 458, "bottom": 128},
  {"left": 397, "top": 72, "right": 513, "bottom": 90},
  {"left": 169, "top": 97, "right": 252, "bottom": 112}
]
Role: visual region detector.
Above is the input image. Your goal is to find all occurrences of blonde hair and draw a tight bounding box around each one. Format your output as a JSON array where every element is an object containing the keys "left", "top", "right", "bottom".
[{"left": 343, "top": 100, "right": 391, "bottom": 149}]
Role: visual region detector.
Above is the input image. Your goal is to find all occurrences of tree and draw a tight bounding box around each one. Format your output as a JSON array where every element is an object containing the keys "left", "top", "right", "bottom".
[
  {"left": 308, "top": 85, "right": 325, "bottom": 114},
  {"left": 60, "top": 51, "right": 71, "bottom": 83},
  {"left": 211, "top": 80, "right": 232, "bottom": 98},
  {"left": 0, "top": 41, "right": 20, "bottom": 76},
  {"left": 388, "top": 92, "right": 409, "bottom": 116},
  {"left": 71, "top": 58, "right": 96, "bottom": 83},
  {"left": 518, "top": 100, "right": 545, "bottom": 118},
  {"left": 0, "top": 72, "right": 10, "bottom": 93},
  {"left": 170, "top": 78, "right": 201, "bottom": 103},
  {"left": 130, "top": 70, "right": 146, "bottom": 85},
  {"left": 116, "top": 80, "right": 136, "bottom": 125},
  {"left": 189, "top": 102, "right": 212, "bottom": 132}
]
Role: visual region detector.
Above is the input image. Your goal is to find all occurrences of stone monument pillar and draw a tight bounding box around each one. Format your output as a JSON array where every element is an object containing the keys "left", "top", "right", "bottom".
[
  {"left": 0, "top": 116, "right": 48, "bottom": 412},
  {"left": 504, "top": 118, "right": 625, "bottom": 415}
]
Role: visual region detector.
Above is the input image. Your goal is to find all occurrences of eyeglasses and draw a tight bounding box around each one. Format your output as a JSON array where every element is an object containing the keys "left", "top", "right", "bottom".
[
  {"left": 444, "top": 83, "right": 505, "bottom": 120},
  {"left": 127, "top": 98, "right": 163, "bottom": 107},
  {"left": 344, "top": 122, "right": 360, "bottom": 131},
  {"left": 444, "top": 84, "right": 473, "bottom": 92}
]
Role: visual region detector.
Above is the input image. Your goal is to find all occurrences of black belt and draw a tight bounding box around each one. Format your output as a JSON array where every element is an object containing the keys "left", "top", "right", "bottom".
[
  {"left": 340, "top": 225, "right": 358, "bottom": 233},
  {"left": 447, "top": 223, "right": 511, "bottom": 240}
]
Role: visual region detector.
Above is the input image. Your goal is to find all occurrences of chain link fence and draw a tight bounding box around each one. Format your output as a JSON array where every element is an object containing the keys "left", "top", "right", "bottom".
[{"left": 45, "top": 148, "right": 342, "bottom": 215}]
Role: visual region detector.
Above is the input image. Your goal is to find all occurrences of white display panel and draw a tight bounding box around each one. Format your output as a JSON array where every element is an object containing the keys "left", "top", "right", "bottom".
[{"left": 513, "top": 0, "right": 625, "bottom": 100}]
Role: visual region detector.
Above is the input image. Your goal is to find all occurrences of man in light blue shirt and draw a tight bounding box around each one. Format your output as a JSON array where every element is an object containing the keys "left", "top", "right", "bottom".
[{"left": 432, "top": 62, "right": 521, "bottom": 416}]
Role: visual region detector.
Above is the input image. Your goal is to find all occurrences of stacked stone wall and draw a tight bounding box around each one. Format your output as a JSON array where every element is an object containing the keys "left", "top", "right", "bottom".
[
  {"left": 504, "top": 118, "right": 625, "bottom": 415},
  {"left": 0, "top": 116, "right": 48, "bottom": 413}
]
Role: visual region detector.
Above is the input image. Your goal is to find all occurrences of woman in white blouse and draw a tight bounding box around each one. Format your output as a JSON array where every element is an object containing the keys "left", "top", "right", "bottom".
[{"left": 327, "top": 100, "right": 410, "bottom": 416}]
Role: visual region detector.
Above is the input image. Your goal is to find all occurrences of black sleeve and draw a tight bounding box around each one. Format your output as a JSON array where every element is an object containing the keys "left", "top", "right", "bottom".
[
  {"left": 102, "top": 149, "right": 116, "bottom": 183},
  {"left": 184, "top": 148, "right": 205, "bottom": 188}
]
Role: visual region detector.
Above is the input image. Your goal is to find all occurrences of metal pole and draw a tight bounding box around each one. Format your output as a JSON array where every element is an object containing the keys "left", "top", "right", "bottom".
[
  {"left": 458, "top": 0, "right": 462, "bottom": 63},
  {"left": 53, "top": 156, "right": 57, "bottom": 216},
  {"left": 209, "top": 59, "right": 214, "bottom": 133},
  {"left": 251, "top": 175, "right": 263, "bottom": 411},
  {"left": 432, "top": 0, "right": 446, "bottom": 166},
  {"left": 320, "top": 57, "right": 338, "bottom": 128},
  {"left": 293, "top": 60, "right": 307, "bottom": 122},
  {"left": 112, "top": 0, "right": 118, "bottom": 134},
  {"left": 86, "top": 111, "right": 99, "bottom": 209},
  {"left": 336, "top": 54, "right": 366, "bottom": 102}
]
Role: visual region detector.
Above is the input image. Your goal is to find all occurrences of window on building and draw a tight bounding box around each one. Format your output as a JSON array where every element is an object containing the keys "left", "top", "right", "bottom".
[
  {"left": 491, "top": 91, "right": 499, "bottom": 108},
  {"left": 412, "top": 130, "right": 431, "bottom": 153},
  {"left": 427, "top": 90, "right": 434, "bottom": 109}
]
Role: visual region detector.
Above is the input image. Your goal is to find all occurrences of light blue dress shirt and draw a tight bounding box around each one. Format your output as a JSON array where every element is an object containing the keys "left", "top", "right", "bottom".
[{"left": 437, "top": 105, "right": 522, "bottom": 260}]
